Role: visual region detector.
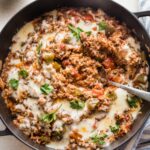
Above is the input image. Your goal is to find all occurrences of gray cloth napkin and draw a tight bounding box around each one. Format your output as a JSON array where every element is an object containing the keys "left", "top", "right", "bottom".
[
  {"left": 122, "top": 1, "right": 150, "bottom": 149},
  {"left": 137, "top": 0, "right": 150, "bottom": 149}
]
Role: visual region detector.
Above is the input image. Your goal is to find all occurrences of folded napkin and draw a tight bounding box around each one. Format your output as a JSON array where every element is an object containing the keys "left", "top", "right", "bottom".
[
  {"left": 122, "top": 1, "right": 150, "bottom": 149},
  {"left": 139, "top": 0, "right": 150, "bottom": 34},
  {"left": 137, "top": 0, "right": 150, "bottom": 149}
]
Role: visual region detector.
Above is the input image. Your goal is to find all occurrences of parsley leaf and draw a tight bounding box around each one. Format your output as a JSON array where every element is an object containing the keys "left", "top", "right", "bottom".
[
  {"left": 106, "top": 90, "right": 117, "bottom": 101},
  {"left": 86, "top": 31, "right": 92, "bottom": 36},
  {"left": 70, "top": 99, "right": 85, "bottom": 110},
  {"left": 40, "top": 84, "right": 53, "bottom": 95},
  {"left": 40, "top": 104, "right": 62, "bottom": 123},
  {"left": 41, "top": 112, "right": 56, "bottom": 123},
  {"left": 37, "top": 43, "right": 42, "bottom": 54},
  {"left": 110, "top": 124, "right": 120, "bottom": 133},
  {"left": 90, "top": 134, "right": 108, "bottom": 145},
  {"left": 127, "top": 96, "right": 139, "bottom": 108},
  {"left": 99, "top": 21, "right": 115, "bottom": 35},
  {"left": 9, "top": 79, "right": 19, "bottom": 90},
  {"left": 19, "top": 69, "right": 28, "bottom": 78},
  {"left": 99, "top": 21, "right": 107, "bottom": 31},
  {"left": 68, "top": 24, "right": 83, "bottom": 40}
]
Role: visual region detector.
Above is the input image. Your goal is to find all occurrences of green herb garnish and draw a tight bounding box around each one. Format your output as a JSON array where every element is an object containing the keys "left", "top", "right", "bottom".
[
  {"left": 41, "top": 112, "right": 56, "bottom": 123},
  {"left": 106, "top": 91, "right": 117, "bottom": 101},
  {"left": 37, "top": 43, "right": 42, "bottom": 54},
  {"left": 99, "top": 21, "right": 107, "bottom": 31},
  {"left": 40, "top": 105, "right": 62, "bottom": 123},
  {"left": 9, "top": 79, "right": 19, "bottom": 90},
  {"left": 40, "top": 84, "right": 53, "bottom": 95},
  {"left": 99, "top": 21, "right": 115, "bottom": 35},
  {"left": 110, "top": 124, "right": 120, "bottom": 133},
  {"left": 19, "top": 69, "right": 28, "bottom": 78},
  {"left": 86, "top": 31, "right": 92, "bottom": 36},
  {"left": 70, "top": 99, "right": 85, "bottom": 110},
  {"left": 90, "top": 134, "right": 108, "bottom": 145},
  {"left": 68, "top": 24, "right": 83, "bottom": 40},
  {"left": 127, "top": 96, "right": 139, "bottom": 108}
]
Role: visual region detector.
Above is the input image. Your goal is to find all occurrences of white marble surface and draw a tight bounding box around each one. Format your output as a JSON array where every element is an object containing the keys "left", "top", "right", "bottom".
[{"left": 0, "top": 0, "right": 138, "bottom": 150}]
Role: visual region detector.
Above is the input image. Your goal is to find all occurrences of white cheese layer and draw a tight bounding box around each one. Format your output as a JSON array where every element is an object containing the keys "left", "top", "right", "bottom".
[
  {"left": 46, "top": 88, "right": 141, "bottom": 149},
  {"left": 11, "top": 22, "right": 34, "bottom": 52}
]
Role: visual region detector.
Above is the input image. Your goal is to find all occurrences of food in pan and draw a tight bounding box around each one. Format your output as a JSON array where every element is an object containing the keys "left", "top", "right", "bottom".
[{"left": 0, "top": 8, "right": 148, "bottom": 149}]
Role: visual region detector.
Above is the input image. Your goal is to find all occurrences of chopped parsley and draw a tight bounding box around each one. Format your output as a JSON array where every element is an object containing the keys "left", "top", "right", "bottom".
[
  {"left": 98, "top": 21, "right": 107, "bottom": 31},
  {"left": 68, "top": 24, "right": 83, "bottom": 40},
  {"left": 40, "top": 84, "right": 53, "bottom": 95},
  {"left": 90, "top": 134, "right": 108, "bottom": 145},
  {"left": 36, "top": 43, "right": 42, "bottom": 54},
  {"left": 98, "top": 21, "right": 114, "bottom": 35},
  {"left": 110, "top": 124, "right": 120, "bottom": 133},
  {"left": 19, "top": 69, "right": 28, "bottom": 78},
  {"left": 40, "top": 105, "right": 62, "bottom": 123},
  {"left": 86, "top": 31, "right": 92, "bottom": 36},
  {"left": 106, "top": 90, "right": 117, "bottom": 101},
  {"left": 41, "top": 112, "right": 56, "bottom": 123},
  {"left": 127, "top": 96, "right": 139, "bottom": 108},
  {"left": 70, "top": 99, "right": 85, "bottom": 110},
  {"left": 68, "top": 24, "right": 92, "bottom": 40},
  {"left": 9, "top": 79, "right": 19, "bottom": 90}
]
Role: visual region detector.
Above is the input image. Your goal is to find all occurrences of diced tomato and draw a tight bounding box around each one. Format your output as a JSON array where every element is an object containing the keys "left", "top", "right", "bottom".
[
  {"left": 68, "top": 10, "right": 78, "bottom": 16},
  {"left": 68, "top": 10, "right": 80, "bottom": 22},
  {"left": 74, "top": 16, "right": 80, "bottom": 23},
  {"left": 92, "top": 120, "right": 98, "bottom": 129},
  {"left": 109, "top": 75, "right": 123, "bottom": 83},
  {"left": 92, "top": 26, "right": 97, "bottom": 31},
  {"left": 94, "top": 83, "right": 102, "bottom": 89},
  {"left": 60, "top": 44, "right": 65, "bottom": 50},
  {"left": 62, "top": 60, "right": 71, "bottom": 66},
  {"left": 70, "top": 130, "right": 82, "bottom": 139},
  {"left": 102, "top": 57, "right": 115, "bottom": 69},
  {"left": 84, "top": 14, "right": 94, "bottom": 21},
  {"left": 71, "top": 69, "right": 81, "bottom": 79},
  {"left": 92, "top": 89, "right": 104, "bottom": 97}
]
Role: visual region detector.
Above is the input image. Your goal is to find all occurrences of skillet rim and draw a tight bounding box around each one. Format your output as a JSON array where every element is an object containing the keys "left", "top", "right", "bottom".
[{"left": 0, "top": 0, "right": 150, "bottom": 150}]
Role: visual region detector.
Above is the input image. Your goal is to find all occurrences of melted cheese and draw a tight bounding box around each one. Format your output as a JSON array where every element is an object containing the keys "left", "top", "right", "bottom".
[
  {"left": 11, "top": 22, "right": 34, "bottom": 52},
  {"left": 23, "top": 98, "right": 42, "bottom": 117},
  {"left": 7, "top": 67, "right": 19, "bottom": 81},
  {"left": 77, "top": 21, "right": 98, "bottom": 35},
  {"left": 55, "top": 32, "right": 66, "bottom": 43},
  {"left": 47, "top": 88, "right": 141, "bottom": 149},
  {"left": 47, "top": 128, "right": 69, "bottom": 149},
  {"left": 127, "top": 37, "right": 140, "bottom": 51},
  {"left": 72, "top": 118, "right": 95, "bottom": 139},
  {"left": 19, "top": 117, "right": 31, "bottom": 129},
  {"left": 10, "top": 59, "right": 21, "bottom": 65},
  {"left": 123, "top": 37, "right": 141, "bottom": 61},
  {"left": 28, "top": 80, "right": 41, "bottom": 97},
  {"left": 40, "top": 33, "right": 55, "bottom": 48},
  {"left": 54, "top": 100, "right": 88, "bottom": 122},
  {"left": 94, "top": 89, "right": 128, "bottom": 132}
]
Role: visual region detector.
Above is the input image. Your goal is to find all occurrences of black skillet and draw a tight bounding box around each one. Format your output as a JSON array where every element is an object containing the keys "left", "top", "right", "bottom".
[{"left": 0, "top": 0, "right": 150, "bottom": 149}]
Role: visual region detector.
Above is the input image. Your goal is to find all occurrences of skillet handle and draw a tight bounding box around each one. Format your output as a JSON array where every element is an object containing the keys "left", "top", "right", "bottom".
[
  {"left": 0, "top": 128, "right": 12, "bottom": 136},
  {"left": 134, "top": 11, "right": 150, "bottom": 18},
  {"left": 0, "top": 116, "right": 12, "bottom": 136}
]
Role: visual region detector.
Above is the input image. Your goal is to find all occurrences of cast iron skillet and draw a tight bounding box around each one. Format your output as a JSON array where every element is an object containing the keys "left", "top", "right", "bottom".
[{"left": 0, "top": 0, "right": 150, "bottom": 149}]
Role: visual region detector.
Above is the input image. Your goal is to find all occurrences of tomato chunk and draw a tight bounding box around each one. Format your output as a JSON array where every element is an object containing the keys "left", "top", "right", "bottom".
[
  {"left": 103, "top": 57, "right": 115, "bottom": 69},
  {"left": 84, "top": 14, "right": 94, "bottom": 21}
]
